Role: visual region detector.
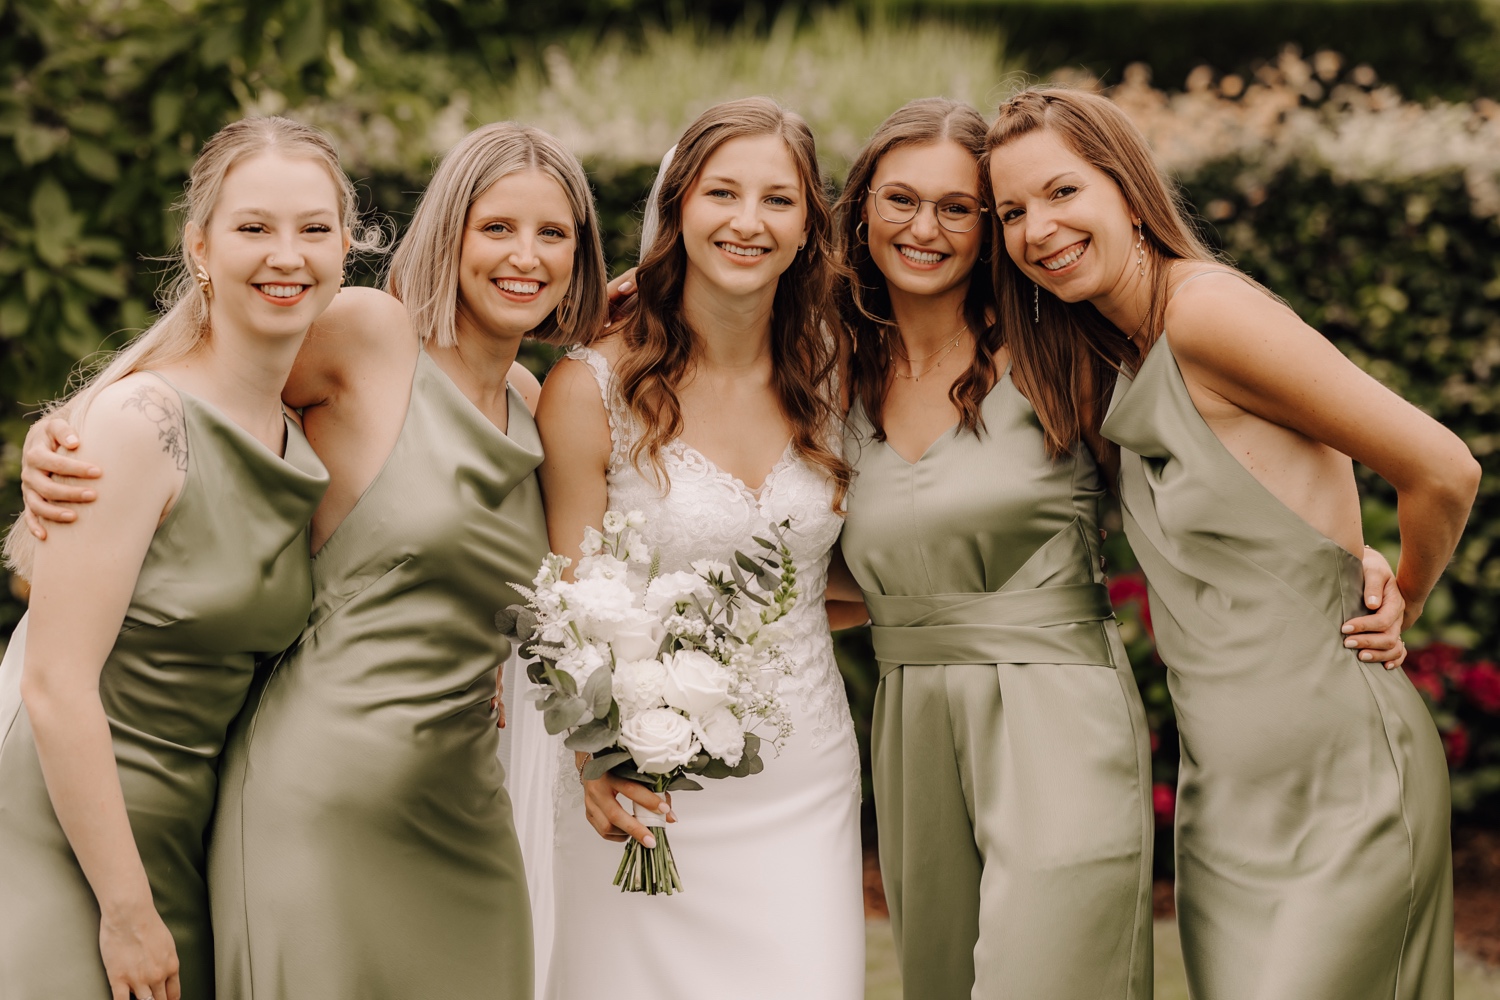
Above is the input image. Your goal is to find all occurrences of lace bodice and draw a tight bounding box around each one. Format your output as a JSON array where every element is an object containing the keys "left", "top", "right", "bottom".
[{"left": 567, "top": 346, "right": 855, "bottom": 757}]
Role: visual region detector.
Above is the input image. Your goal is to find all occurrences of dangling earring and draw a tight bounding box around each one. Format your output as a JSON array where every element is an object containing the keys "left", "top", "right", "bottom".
[
  {"left": 1033, "top": 282, "right": 1040, "bottom": 324},
  {"left": 1135, "top": 221, "right": 1146, "bottom": 279},
  {"left": 195, "top": 264, "right": 213, "bottom": 302},
  {"left": 855, "top": 221, "right": 868, "bottom": 243},
  {"left": 338, "top": 272, "right": 346, "bottom": 287}
]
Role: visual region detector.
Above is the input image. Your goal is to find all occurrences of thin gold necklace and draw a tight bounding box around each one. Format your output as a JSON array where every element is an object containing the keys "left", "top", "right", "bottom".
[{"left": 892, "top": 324, "right": 969, "bottom": 381}]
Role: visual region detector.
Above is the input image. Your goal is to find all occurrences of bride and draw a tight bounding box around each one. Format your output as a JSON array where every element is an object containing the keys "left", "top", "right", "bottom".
[{"left": 530, "top": 96, "right": 866, "bottom": 999}]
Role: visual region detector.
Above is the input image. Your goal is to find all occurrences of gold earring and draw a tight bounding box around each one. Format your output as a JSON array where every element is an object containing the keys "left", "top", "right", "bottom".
[
  {"left": 339, "top": 273, "right": 345, "bottom": 287},
  {"left": 195, "top": 264, "right": 213, "bottom": 302},
  {"left": 1135, "top": 221, "right": 1147, "bottom": 279}
]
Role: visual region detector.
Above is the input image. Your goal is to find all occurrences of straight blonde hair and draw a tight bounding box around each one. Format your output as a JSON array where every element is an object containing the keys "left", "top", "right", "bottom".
[
  {"left": 5, "top": 116, "right": 379, "bottom": 577},
  {"left": 386, "top": 123, "right": 608, "bottom": 347}
]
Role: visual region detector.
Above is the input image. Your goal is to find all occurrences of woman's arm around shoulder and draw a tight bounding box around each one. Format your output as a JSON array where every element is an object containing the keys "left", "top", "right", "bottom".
[
  {"left": 21, "top": 373, "right": 189, "bottom": 1000},
  {"left": 1164, "top": 271, "right": 1480, "bottom": 626},
  {"left": 534, "top": 350, "right": 613, "bottom": 563},
  {"left": 283, "top": 285, "right": 418, "bottom": 411}
]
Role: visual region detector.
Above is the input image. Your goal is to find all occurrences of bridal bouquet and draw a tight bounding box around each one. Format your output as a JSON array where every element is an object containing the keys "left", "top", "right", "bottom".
[{"left": 497, "top": 510, "right": 798, "bottom": 895}]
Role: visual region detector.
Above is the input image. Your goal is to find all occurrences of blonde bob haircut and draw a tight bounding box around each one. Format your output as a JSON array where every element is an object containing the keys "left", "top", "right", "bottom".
[
  {"left": 5, "top": 115, "right": 380, "bottom": 577},
  {"left": 387, "top": 122, "right": 608, "bottom": 347}
]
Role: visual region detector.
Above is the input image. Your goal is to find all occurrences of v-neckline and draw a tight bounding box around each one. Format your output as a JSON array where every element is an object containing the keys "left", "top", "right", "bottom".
[
  {"left": 674, "top": 437, "right": 795, "bottom": 498},
  {"left": 881, "top": 364, "right": 1012, "bottom": 467}
]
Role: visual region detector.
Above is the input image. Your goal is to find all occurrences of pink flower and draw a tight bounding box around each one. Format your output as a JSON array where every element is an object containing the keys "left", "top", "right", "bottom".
[
  {"left": 1152, "top": 782, "right": 1176, "bottom": 827},
  {"left": 1149, "top": 729, "right": 1161, "bottom": 755},
  {"left": 1459, "top": 662, "right": 1500, "bottom": 714},
  {"left": 1442, "top": 725, "right": 1471, "bottom": 768},
  {"left": 1108, "top": 572, "right": 1153, "bottom": 638},
  {"left": 1405, "top": 669, "right": 1446, "bottom": 704}
]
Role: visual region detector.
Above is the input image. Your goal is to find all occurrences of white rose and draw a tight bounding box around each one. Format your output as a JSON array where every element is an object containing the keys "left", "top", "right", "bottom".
[
  {"left": 661, "top": 649, "right": 734, "bottom": 718},
  {"left": 613, "top": 657, "right": 668, "bottom": 717},
  {"left": 602, "top": 510, "right": 627, "bottom": 535},
  {"left": 644, "top": 571, "right": 713, "bottom": 618},
  {"left": 619, "top": 708, "right": 700, "bottom": 774},
  {"left": 694, "top": 705, "right": 746, "bottom": 766},
  {"left": 609, "top": 609, "right": 666, "bottom": 662}
]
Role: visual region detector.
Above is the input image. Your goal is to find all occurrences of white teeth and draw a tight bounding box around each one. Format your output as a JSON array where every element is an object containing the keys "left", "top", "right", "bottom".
[
  {"left": 1041, "top": 244, "right": 1086, "bottom": 270},
  {"left": 899, "top": 246, "right": 944, "bottom": 264},
  {"left": 496, "top": 279, "right": 541, "bottom": 294},
  {"left": 260, "top": 284, "right": 306, "bottom": 298},
  {"left": 719, "top": 243, "right": 769, "bottom": 257}
]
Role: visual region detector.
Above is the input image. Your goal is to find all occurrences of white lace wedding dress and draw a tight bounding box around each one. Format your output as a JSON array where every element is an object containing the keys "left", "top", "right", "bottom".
[{"left": 536, "top": 346, "right": 864, "bottom": 1000}]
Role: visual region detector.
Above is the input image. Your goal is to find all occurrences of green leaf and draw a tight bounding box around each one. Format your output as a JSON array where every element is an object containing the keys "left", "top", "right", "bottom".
[
  {"left": 734, "top": 551, "right": 762, "bottom": 575},
  {"left": 0, "top": 295, "right": 28, "bottom": 339},
  {"left": 62, "top": 104, "right": 116, "bottom": 136},
  {"left": 72, "top": 139, "right": 119, "bottom": 182},
  {"left": 280, "top": 0, "right": 327, "bottom": 72},
  {"left": 494, "top": 606, "right": 520, "bottom": 637},
  {"left": 69, "top": 266, "right": 126, "bottom": 299},
  {"left": 582, "top": 666, "right": 614, "bottom": 719},
  {"left": 14, "top": 123, "right": 68, "bottom": 165},
  {"left": 0, "top": 248, "right": 25, "bottom": 275},
  {"left": 665, "top": 775, "right": 703, "bottom": 792},
  {"left": 513, "top": 607, "right": 538, "bottom": 643},
  {"left": 150, "top": 92, "right": 185, "bottom": 141},
  {"left": 742, "top": 732, "right": 761, "bottom": 756},
  {"left": 752, "top": 536, "right": 776, "bottom": 549},
  {"left": 543, "top": 696, "right": 586, "bottom": 735},
  {"left": 23, "top": 268, "right": 49, "bottom": 305},
  {"left": 564, "top": 717, "right": 618, "bottom": 753},
  {"left": 582, "top": 750, "right": 632, "bottom": 781},
  {"left": 31, "top": 179, "right": 76, "bottom": 267}
]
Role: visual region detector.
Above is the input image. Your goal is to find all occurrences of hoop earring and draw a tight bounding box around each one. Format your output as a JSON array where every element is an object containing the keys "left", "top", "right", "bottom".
[
  {"left": 1136, "top": 221, "right": 1146, "bottom": 279},
  {"left": 1033, "top": 282, "right": 1039, "bottom": 324},
  {"left": 195, "top": 264, "right": 213, "bottom": 302},
  {"left": 855, "top": 221, "right": 867, "bottom": 243}
]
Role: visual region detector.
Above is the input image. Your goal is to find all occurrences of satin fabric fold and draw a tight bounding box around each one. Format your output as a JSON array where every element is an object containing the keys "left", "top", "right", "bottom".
[{"left": 0, "top": 384, "right": 327, "bottom": 999}]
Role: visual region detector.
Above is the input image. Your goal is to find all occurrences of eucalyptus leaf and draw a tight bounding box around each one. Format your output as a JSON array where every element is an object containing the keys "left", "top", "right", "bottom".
[
  {"left": 494, "top": 606, "right": 520, "bottom": 637},
  {"left": 666, "top": 775, "right": 704, "bottom": 792},
  {"left": 582, "top": 751, "right": 632, "bottom": 781},
  {"left": 513, "top": 607, "right": 538, "bottom": 643},
  {"left": 734, "top": 551, "right": 762, "bottom": 575},
  {"left": 753, "top": 536, "right": 776, "bottom": 549},
  {"left": 564, "top": 718, "right": 618, "bottom": 753},
  {"left": 543, "top": 696, "right": 587, "bottom": 735},
  {"left": 582, "top": 666, "right": 614, "bottom": 719}
]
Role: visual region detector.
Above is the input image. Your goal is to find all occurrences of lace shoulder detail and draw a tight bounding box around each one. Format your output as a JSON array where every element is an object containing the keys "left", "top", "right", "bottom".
[{"left": 564, "top": 346, "right": 633, "bottom": 470}]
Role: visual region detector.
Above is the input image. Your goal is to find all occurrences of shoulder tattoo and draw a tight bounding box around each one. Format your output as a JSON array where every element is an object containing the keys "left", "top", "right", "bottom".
[{"left": 122, "top": 384, "right": 188, "bottom": 472}]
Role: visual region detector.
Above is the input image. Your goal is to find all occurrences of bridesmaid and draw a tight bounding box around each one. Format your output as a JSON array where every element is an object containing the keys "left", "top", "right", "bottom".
[
  {"left": 205, "top": 122, "right": 605, "bottom": 999},
  {"left": 17, "top": 122, "right": 608, "bottom": 998},
  {"left": 985, "top": 86, "right": 1477, "bottom": 1000},
  {"left": 831, "top": 97, "right": 1155, "bottom": 1000},
  {"left": 0, "top": 117, "right": 351, "bottom": 1000}
]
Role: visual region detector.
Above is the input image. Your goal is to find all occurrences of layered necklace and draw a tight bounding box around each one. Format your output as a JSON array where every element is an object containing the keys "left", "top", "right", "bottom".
[{"left": 891, "top": 322, "right": 970, "bottom": 382}]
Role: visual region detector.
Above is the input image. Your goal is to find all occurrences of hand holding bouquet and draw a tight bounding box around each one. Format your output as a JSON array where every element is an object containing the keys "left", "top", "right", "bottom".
[{"left": 497, "top": 510, "right": 798, "bottom": 894}]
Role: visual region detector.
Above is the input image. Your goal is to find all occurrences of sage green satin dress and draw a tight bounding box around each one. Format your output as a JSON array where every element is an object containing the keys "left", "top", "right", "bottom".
[
  {"left": 1102, "top": 338, "right": 1453, "bottom": 1000},
  {"left": 841, "top": 369, "right": 1154, "bottom": 1000},
  {"left": 0, "top": 384, "right": 327, "bottom": 999},
  {"left": 210, "top": 352, "right": 544, "bottom": 999}
]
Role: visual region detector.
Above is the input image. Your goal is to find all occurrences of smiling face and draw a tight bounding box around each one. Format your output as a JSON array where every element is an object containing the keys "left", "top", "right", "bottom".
[
  {"left": 455, "top": 168, "right": 577, "bottom": 341},
  {"left": 192, "top": 151, "right": 347, "bottom": 343},
  {"left": 678, "top": 133, "right": 808, "bottom": 300},
  {"left": 988, "top": 128, "right": 1141, "bottom": 307},
  {"left": 863, "top": 140, "right": 985, "bottom": 301}
]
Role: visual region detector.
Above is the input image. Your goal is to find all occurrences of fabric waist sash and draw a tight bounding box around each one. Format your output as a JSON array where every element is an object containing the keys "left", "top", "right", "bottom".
[{"left": 866, "top": 582, "right": 1117, "bottom": 677}]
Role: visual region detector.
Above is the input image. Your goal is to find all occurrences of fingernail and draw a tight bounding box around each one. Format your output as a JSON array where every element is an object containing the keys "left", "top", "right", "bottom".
[
  {"left": 66, "top": 436, "right": 78, "bottom": 447},
  {"left": 1344, "top": 638, "right": 1357, "bottom": 647},
  {"left": 604, "top": 319, "right": 612, "bottom": 327},
  {"left": 89, "top": 467, "right": 101, "bottom": 476},
  {"left": 643, "top": 834, "right": 657, "bottom": 849},
  {"left": 1367, "top": 596, "right": 1379, "bottom": 607},
  {"left": 666, "top": 809, "right": 678, "bottom": 823},
  {"left": 1360, "top": 651, "right": 1372, "bottom": 661},
  {"left": 82, "top": 491, "right": 95, "bottom": 500},
  {"left": 655, "top": 801, "right": 670, "bottom": 816},
  {"left": 621, "top": 280, "right": 633, "bottom": 293},
  {"left": 1341, "top": 624, "right": 1354, "bottom": 634}
]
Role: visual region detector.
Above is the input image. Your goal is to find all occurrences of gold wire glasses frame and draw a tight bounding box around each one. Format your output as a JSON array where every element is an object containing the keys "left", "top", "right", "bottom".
[{"left": 867, "top": 184, "right": 987, "bottom": 233}]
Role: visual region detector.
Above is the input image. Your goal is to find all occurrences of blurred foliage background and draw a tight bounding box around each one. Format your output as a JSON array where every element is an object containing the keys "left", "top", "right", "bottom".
[{"left": 4, "top": 0, "right": 1500, "bottom": 847}]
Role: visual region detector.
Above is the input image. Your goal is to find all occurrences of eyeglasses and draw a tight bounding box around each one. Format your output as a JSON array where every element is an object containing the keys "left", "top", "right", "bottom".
[{"left": 868, "top": 184, "right": 987, "bottom": 233}]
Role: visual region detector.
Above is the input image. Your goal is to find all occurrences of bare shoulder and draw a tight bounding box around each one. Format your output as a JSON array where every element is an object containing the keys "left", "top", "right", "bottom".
[
  {"left": 1163, "top": 266, "right": 1304, "bottom": 370},
  {"left": 580, "top": 331, "right": 627, "bottom": 367},
  {"left": 83, "top": 373, "right": 189, "bottom": 473},
  {"left": 288, "top": 286, "right": 417, "bottom": 408},
  {"left": 508, "top": 361, "right": 542, "bottom": 414}
]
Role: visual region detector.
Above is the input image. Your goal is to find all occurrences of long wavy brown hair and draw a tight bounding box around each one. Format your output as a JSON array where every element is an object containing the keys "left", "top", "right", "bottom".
[
  {"left": 833, "top": 98, "right": 998, "bottom": 442},
  {"left": 981, "top": 86, "right": 1219, "bottom": 476},
  {"left": 614, "top": 96, "right": 851, "bottom": 510}
]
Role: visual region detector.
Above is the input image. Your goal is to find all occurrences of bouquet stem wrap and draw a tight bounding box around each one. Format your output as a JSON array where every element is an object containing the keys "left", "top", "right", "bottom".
[{"left": 616, "top": 781, "right": 683, "bottom": 895}]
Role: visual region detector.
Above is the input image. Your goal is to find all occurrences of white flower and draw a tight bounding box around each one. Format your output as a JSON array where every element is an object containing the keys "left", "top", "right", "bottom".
[
  {"left": 690, "top": 559, "right": 732, "bottom": 581},
  {"left": 608, "top": 609, "right": 666, "bottom": 662},
  {"left": 575, "top": 553, "right": 629, "bottom": 583},
  {"left": 626, "top": 535, "right": 651, "bottom": 564},
  {"left": 644, "top": 571, "right": 713, "bottom": 618},
  {"left": 625, "top": 510, "right": 647, "bottom": 529},
  {"left": 567, "top": 575, "right": 637, "bottom": 638},
  {"left": 694, "top": 705, "right": 746, "bottom": 766},
  {"left": 556, "top": 643, "right": 607, "bottom": 686},
  {"left": 619, "top": 708, "right": 700, "bottom": 774},
  {"left": 661, "top": 649, "right": 734, "bottom": 718},
  {"left": 613, "top": 657, "right": 668, "bottom": 717},
  {"left": 579, "top": 526, "right": 604, "bottom": 556},
  {"left": 602, "top": 510, "right": 627, "bottom": 535}
]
